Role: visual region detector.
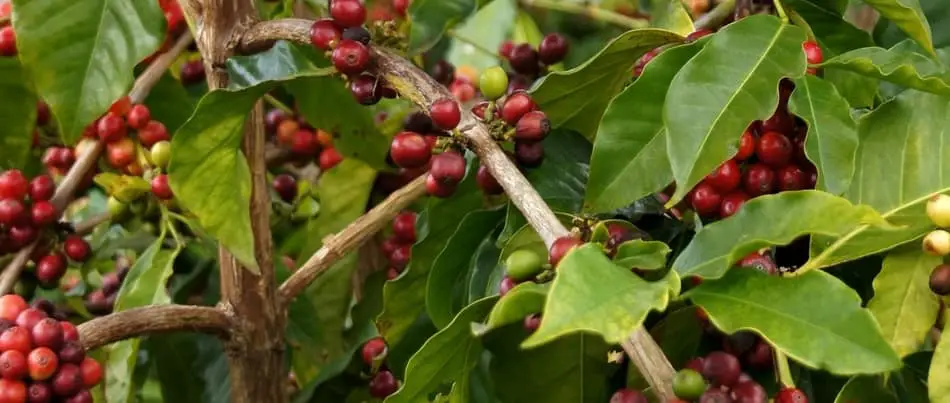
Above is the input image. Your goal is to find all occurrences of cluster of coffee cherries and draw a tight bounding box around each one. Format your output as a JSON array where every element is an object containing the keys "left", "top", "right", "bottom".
[
  {"left": 498, "top": 33, "right": 570, "bottom": 82},
  {"left": 0, "top": 0, "right": 15, "bottom": 57},
  {"left": 387, "top": 101, "right": 465, "bottom": 198},
  {"left": 83, "top": 261, "right": 130, "bottom": 316},
  {"left": 360, "top": 336, "right": 400, "bottom": 398},
  {"left": 0, "top": 294, "right": 103, "bottom": 402},
  {"left": 265, "top": 108, "right": 344, "bottom": 171},
  {"left": 380, "top": 211, "right": 416, "bottom": 280},
  {"left": 922, "top": 194, "right": 950, "bottom": 296},
  {"left": 471, "top": 74, "right": 551, "bottom": 171}
]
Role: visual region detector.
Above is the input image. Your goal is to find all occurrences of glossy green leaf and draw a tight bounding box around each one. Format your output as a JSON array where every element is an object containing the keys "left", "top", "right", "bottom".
[
  {"left": 512, "top": 9, "right": 543, "bottom": 46},
  {"left": 498, "top": 213, "right": 577, "bottom": 265},
  {"left": 862, "top": 0, "right": 934, "bottom": 55},
  {"left": 523, "top": 244, "right": 673, "bottom": 347},
  {"left": 525, "top": 130, "right": 590, "bottom": 213},
  {"left": 834, "top": 375, "right": 899, "bottom": 403},
  {"left": 686, "top": 269, "right": 902, "bottom": 374},
  {"left": 584, "top": 42, "right": 701, "bottom": 213},
  {"left": 143, "top": 72, "right": 198, "bottom": 134},
  {"left": 673, "top": 190, "right": 890, "bottom": 279},
  {"left": 427, "top": 209, "right": 504, "bottom": 328},
  {"left": 867, "top": 244, "right": 941, "bottom": 358},
  {"left": 11, "top": 0, "right": 164, "bottom": 142},
  {"left": 613, "top": 240, "right": 671, "bottom": 270},
  {"left": 650, "top": 0, "right": 694, "bottom": 36},
  {"left": 876, "top": 0, "right": 950, "bottom": 50},
  {"left": 820, "top": 42, "right": 950, "bottom": 95},
  {"left": 0, "top": 58, "right": 36, "bottom": 170},
  {"left": 931, "top": 322, "right": 950, "bottom": 402},
  {"left": 485, "top": 282, "right": 547, "bottom": 330},
  {"left": 805, "top": 90, "right": 950, "bottom": 270},
  {"left": 385, "top": 298, "right": 496, "bottom": 403},
  {"left": 301, "top": 159, "right": 376, "bottom": 258},
  {"left": 446, "top": 0, "right": 515, "bottom": 71},
  {"left": 530, "top": 29, "right": 682, "bottom": 140},
  {"left": 664, "top": 15, "right": 807, "bottom": 204},
  {"left": 408, "top": 0, "right": 479, "bottom": 54},
  {"left": 465, "top": 231, "right": 503, "bottom": 305},
  {"left": 148, "top": 334, "right": 207, "bottom": 403},
  {"left": 787, "top": 75, "right": 859, "bottom": 195}
]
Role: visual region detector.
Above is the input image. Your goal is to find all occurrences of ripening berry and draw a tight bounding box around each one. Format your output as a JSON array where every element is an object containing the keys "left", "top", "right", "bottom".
[
  {"left": 702, "top": 351, "right": 741, "bottom": 387},
  {"left": 690, "top": 182, "right": 722, "bottom": 217},
  {"left": 392, "top": 212, "right": 416, "bottom": 244},
  {"left": 150, "top": 140, "right": 171, "bottom": 170},
  {"left": 272, "top": 174, "right": 297, "bottom": 203},
  {"left": 538, "top": 33, "right": 569, "bottom": 65},
  {"left": 479, "top": 66, "right": 509, "bottom": 101},
  {"left": 393, "top": 0, "right": 410, "bottom": 16},
  {"left": 0, "top": 350, "right": 26, "bottom": 380},
  {"left": 775, "top": 387, "right": 809, "bottom": 403},
  {"left": 608, "top": 388, "right": 648, "bottom": 403},
  {"left": 126, "top": 105, "right": 151, "bottom": 130},
  {"left": 361, "top": 337, "right": 388, "bottom": 367},
  {"left": 0, "top": 199, "right": 25, "bottom": 227},
  {"left": 802, "top": 40, "right": 823, "bottom": 65},
  {"left": 58, "top": 341, "right": 85, "bottom": 365},
  {"left": 549, "top": 236, "right": 583, "bottom": 267},
  {"left": 0, "top": 296, "right": 26, "bottom": 323},
  {"left": 291, "top": 130, "right": 320, "bottom": 156},
  {"left": 475, "top": 164, "right": 503, "bottom": 195},
  {"left": 310, "top": 19, "right": 342, "bottom": 50},
  {"left": 106, "top": 137, "right": 136, "bottom": 169},
  {"left": 756, "top": 131, "right": 793, "bottom": 168},
  {"left": 138, "top": 120, "right": 170, "bottom": 148},
  {"left": 429, "top": 99, "right": 461, "bottom": 131},
  {"left": 514, "top": 141, "right": 544, "bottom": 168},
  {"left": 0, "top": 26, "right": 16, "bottom": 56},
  {"left": 930, "top": 264, "right": 950, "bottom": 296},
  {"left": 31, "top": 319, "right": 64, "bottom": 351},
  {"left": 350, "top": 74, "right": 381, "bottom": 105},
  {"left": 743, "top": 164, "right": 775, "bottom": 197},
  {"left": 705, "top": 159, "right": 741, "bottom": 193},
  {"left": 330, "top": 0, "right": 366, "bottom": 27},
  {"left": 509, "top": 43, "right": 540, "bottom": 76},
  {"left": 735, "top": 129, "right": 756, "bottom": 161},
  {"left": 425, "top": 174, "right": 456, "bottom": 198},
  {"left": 0, "top": 170, "right": 29, "bottom": 200},
  {"left": 318, "top": 148, "right": 343, "bottom": 171},
  {"left": 61, "top": 322, "right": 79, "bottom": 343},
  {"left": 79, "top": 357, "right": 102, "bottom": 388},
  {"left": 923, "top": 229, "right": 950, "bottom": 256},
  {"left": 390, "top": 132, "right": 432, "bottom": 169},
  {"left": 429, "top": 60, "right": 455, "bottom": 86},
  {"left": 27, "top": 347, "right": 58, "bottom": 381},
  {"left": 719, "top": 191, "right": 749, "bottom": 218},
  {"left": 51, "top": 363, "right": 82, "bottom": 397},
  {"left": 35, "top": 254, "right": 66, "bottom": 288},
  {"left": 0, "top": 327, "right": 31, "bottom": 355},
  {"left": 776, "top": 165, "right": 807, "bottom": 191},
  {"left": 331, "top": 39, "right": 371, "bottom": 75},
  {"left": 500, "top": 91, "right": 535, "bottom": 125},
  {"left": 514, "top": 111, "right": 550, "bottom": 142},
  {"left": 430, "top": 151, "right": 466, "bottom": 186},
  {"left": 0, "top": 379, "right": 25, "bottom": 403},
  {"left": 368, "top": 370, "right": 399, "bottom": 398},
  {"left": 499, "top": 276, "right": 517, "bottom": 296},
  {"left": 927, "top": 194, "right": 950, "bottom": 227},
  {"left": 151, "top": 174, "right": 174, "bottom": 200},
  {"left": 30, "top": 201, "right": 57, "bottom": 227},
  {"left": 28, "top": 175, "right": 55, "bottom": 202},
  {"left": 14, "top": 309, "right": 46, "bottom": 332}
]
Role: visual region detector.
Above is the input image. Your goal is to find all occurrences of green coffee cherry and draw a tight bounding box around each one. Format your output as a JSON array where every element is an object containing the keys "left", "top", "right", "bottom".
[
  {"left": 672, "top": 369, "right": 707, "bottom": 400},
  {"left": 150, "top": 140, "right": 172, "bottom": 169},
  {"left": 107, "top": 196, "right": 128, "bottom": 218},
  {"left": 504, "top": 249, "right": 545, "bottom": 282},
  {"left": 479, "top": 66, "right": 509, "bottom": 101}
]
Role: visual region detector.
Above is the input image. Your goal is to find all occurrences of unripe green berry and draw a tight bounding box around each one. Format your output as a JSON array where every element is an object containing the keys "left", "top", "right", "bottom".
[
  {"left": 672, "top": 368, "right": 707, "bottom": 400},
  {"left": 150, "top": 141, "right": 171, "bottom": 169},
  {"left": 479, "top": 66, "right": 509, "bottom": 101},
  {"left": 927, "top": 194, "right": 950, "bottom": 227},
  {"left": 107, "top": 196, "right": 128, "bottom": 218},
  {"left": 923, "top": 229, "right": 950, "bottom": 256},
  {"left": 504, "top": 249, "right": 545, "bottom": 282}
]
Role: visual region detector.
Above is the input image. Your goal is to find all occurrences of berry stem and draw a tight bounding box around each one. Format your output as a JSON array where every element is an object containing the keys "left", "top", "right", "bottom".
[
  {"left": 446, "top": 30, "right": 502, "bottom": 60},
  {"left": 263, "top": 94, "right": 295, "bottom": 115},
  {"left": 774, "top": 350, "right": 796, "bottom": 388},
  {"left": 773, "top": 0, "right": 790, "bottom": 24},
  {"left": 693, "top": 0, "right": 736, "bottom": 30},
  {"left": 518, "top": 0, "right": 649, "bottom": 29}
]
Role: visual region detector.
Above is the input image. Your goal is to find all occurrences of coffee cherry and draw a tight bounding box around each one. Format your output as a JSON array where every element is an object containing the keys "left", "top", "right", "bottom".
[
  {"left": 151, "top": 174, "right": 173, "bottom": 200},
  {"left": 672, "top": 369, "right": 706, "bottom": 400},
  {"left": 776, "top": 165, "right": 807, "bottom": 191},
  {"left": 66, "top": 390, "right": 93, "bottom": 403},
  {"left": 389, "top": 244, "right": 411, "bottom": 270},
  {"left": 0, "top": 350, "right": 26, "bottom": 380},
  {"left": 291, "top": 129, "right": 320, "bottom": 156},
  {"left": 331, "top": 39, "right": 371, "bottom": 75},
  {"left": 538, "top": 33, "right": 569, "bottom": 65},
  {"left": 479, "top": 67, "right": 509, "bottom": 101},
  {"left": 79, "top": 357, "right": 101, "bottom": 388},
  {"left": 730, "top": 381, "right": 767, "bottom": 403},
  {"left": 392, "top": 212, "right": 416, "bottom": 244},
  {"left": 719, "top": 191, "right": 749, "bottom": 218},
  {"left": 30, "top": 201, "right": 57, "bottom": 227},
  {"left": 515, "top": 111, "right": 550, "bottom": 142},
  {"left": 265, "top": 109, "right": 286, "bottom": 134},
  {"left": 509, "top": 43, "right": 540, "bottom": 76},
  {"left": 757, "top": 131, "right": 792, "bottom": 168},
  {"left": 35, "top": 254, "right": 66, "bottom": 288},
  {"left": 743, "top": 164, "right": 775, "bottom": 197},
  {"left": 58, "top": 341, "right": 85, "bottom": 365},
  {"left": 425, "top": 175, "right": 457, "bottom": 198},
  {"left": 393, "top": 0, "right": 410, "bottom": 16},
  {"left": 0, "top": 379, "right": 25, "bottom": 403},
  {"left": 61, "top": 322, "right": 79, "bottom": 343},
  {"left": 498, "top": 40, "right": 515, "bottom": 59},
  {"left": 28, "top": 382, "right": 53, "bottom": 403},
  {"left": 930, "top": 264, "right": 950, "bottom": 295},
  {"left": 632, "top": 48, "right": 660, "bottom": 77},
  {"left": 310, "top": 19, "right": 342, "bottom": 50},
  {"left": 802, "top": 40, "right": 823, "bottom": 65},
  {"left": 690, "top": 182, "right": 722, "bottom": 217},
  {"left": 319, "top": 148, "right": 343, "bottom": 171},
  {"left": 51, "top": 363, "right": 82, "bottom": 396},
  {"left": 500, "top": 91, "right": 535, "bottom": 125},
  {"left": 702, "top": 351, "right": 741, "bottom": 387},
  {"left": 342, "top": 26, "right": 371, "bottom": 45},
  {"left": 126, "top": 105, "right": 151, "bottom": 130},
  {"left": 762, "top": 109, "right": 794, "bottom": 134},
  {"left": 927, "top": 194, "right": 950, "bottom": 227},
  {"left": 31, "top": 319, "right": 63, "bottom": 351},
  {"left": 734, "top": 129, "right": 756, "bottom": 161},
  {"left": 476, "top": 164, "right": 503, "bottom": 195},
  {"left": 0, "top": 199, "right": 25, "bottom": 227},
  {"left": 744, "top": 340, "right": 773, "bottom": 369},
  {"left": 698, "top": 388, "right": 731, "bottom": 403},
  {"left": 149, "top": 141, "right": 171, "bottom": 170},
  {"left": 514, "top": 141, "right": 544, "bottom": 168},
  {"left": 350, "top": 74, "right": 381, "bottom": 105},
  {"left": 774, "top": 387, "right": 808, "bottom": 403},
  {"left": 403, "top": 112, "right": 434, "bottom": 134},
  {"left": 505, "top": 249, "right": 545, "bottom": 282},
  {"left": 361, "top": 337, "right": 387, "bottom": 367},
  {"left": 0, "top": 26, "right": 15, "bottom": 56},
  {"left": 137, "top": 120, "right": 169, "bottom": 149},
  {"left": 430, "top": 151, "right": 466, "bottom": 185},
  {"left": 923, "top": 230, "right": 950, "bottom": 256},
  {"left": 368, "top": 369, "right": 399, "bottom": 398},
  {"left": 0, "top": 327, "right": 31, "bottom": 355},
  {"left": 705, "top": 159, "right": 741, "bottom": 193},
  {"left": 27, "top": 347, "right": 58, "bottom": 381},
  {"left": 523, "top": 314, "right": 541, "bottom": 333},
  {"left": 330, "top": 0, "right": 366, "bottom": 27},
  {"left": 499, "top": 276, "right": 516, "bottom": 296},
  {"left": 15, "top": 308, "right": 46, "bottom": 332},
  {"left": 390, "top": 132, "right": 432, "bottom": 169},
  {"left": 8, "top": 226, "right": 37, "bottom": 248},
  {"left": 27, "top": 176, "right": 54, "bottom": 203},
  {"left": 451, "top": 79, "right": 477, "bottom": 102},
  {"left": 430, "top": 60, "right": 455, "bottom": 86},
  {"left": 549, "top": 236, "right": 583, "bottom": 267},
  {"left": 0, "top": 170, "right": 29, "bottom": 200},
  {"left": 180, "top": 60, "right": 206, "bottom": 85},
  {"left": 608, "top": 388, "right": 648, "bottom": 403},
  {"left": 272, "top": 174, "right": 297, "bottom": 203},
  {"left": 106, "top": 137, "right": 135, "bottom": 168},
  {"left": 0, "top": 297, "right": 26, "bottom": 323},
  {"left": 429, "top": 99, "right": 461, "bottom": 131}
]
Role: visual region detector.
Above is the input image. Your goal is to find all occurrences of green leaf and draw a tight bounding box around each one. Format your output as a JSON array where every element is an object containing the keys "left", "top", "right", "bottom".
[
  {"left": 143, "top": 72, "right": 198, "bottom": 133},
  {"left": 649, "top": 0, "right": 695, "bottom": 36},
  {"left": 523, "top": 244, "right": 673, "bottom": 347},
  {"left": 226, "top": 41, "right": 336, "bottom": 88},
  {"left": 584, "top": 42, "right": 701, "bottom": 213},
  {"left": 300, "top": 159, "right": 376, "bottom": 258},
  {"left": 834, "top": 375, "right": 899, "bottom": 403},
  {"left": 11, "top": 0, "right": 164, "bottom": 142},
  {"left": 427, "top": 209, "right": 505, "bottom": 328},
  {"left": 446, "top": 0, "right": 515, "bottom": 72},
  {"left": 664, "top": 15, "right": 807, "bottom": 204},
  {"left": 525, "top": 130, "right": 590, "bottom": 213},
  {"left": 485, "top": 282, "right": 547, "bottom": 329},
  {"left": 408, "top": 0, "right": 479, "bottom": 55},
  {"left": 0, "top": 58, "right": 36, "bottom": 170},
  {"left": 512, "top": 9, "right": 543, "bottom": 46},
  {"left": 876, "top": 0, "right": 950, "bottom": 50},
  {"left": 673, "top": 190, "right": 890, "bottom": 279},
  {"left": 931, "top": 323, "right": 950, "bottom": 402},
  {"left": 686, "top": 269, "right": 902, "bottom": 375},
  {"left": 148, "top": 334, "right": 207, "bottom": 403},
  {"left": 613, "top": 240, "right": 671, "bottom": 270},
  {"left": 530, "top": 29, "right": 683, "bottom": 140},
  {"left": 787, "top": 75, "right": 859, "bottom": 195},
  {"left": 805, "top": 89, "right": 950, "bottom": 270},
  {"left": 820, "top": 42, "right": 950, "bottom": 95},
  {"left": 862, "top": 0, "right": 935, "bottom": 55},
  {"left": 385, "top": 298, "right": 497, "bottom": 403}
]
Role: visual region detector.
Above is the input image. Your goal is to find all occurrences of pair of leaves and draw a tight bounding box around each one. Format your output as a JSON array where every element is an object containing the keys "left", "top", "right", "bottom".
[{"left": 820, "top": 41, "right": 950, "bottom": 96}]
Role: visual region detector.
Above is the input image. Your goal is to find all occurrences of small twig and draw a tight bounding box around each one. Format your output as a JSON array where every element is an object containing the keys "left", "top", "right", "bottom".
[
  {"left": 774, "top": 350, "right": 795, "bottom": 387},
  {"left": 279, "top": 174, "right": 428, "bottom": 303},
  {"left": 518, "top": 0, "right": 649, "bottom": 29},
  {"left": 694, "top": 0, "right": 736, "bottom": 30},
  {"left": 78, "top": 305, "right": 231, "bottom": 350},
  {"left": 130, "top": 32, "right": 195, "bottom": 103},
  {"left": 263, "top": 94, "right": 294, "bottom": 114}
]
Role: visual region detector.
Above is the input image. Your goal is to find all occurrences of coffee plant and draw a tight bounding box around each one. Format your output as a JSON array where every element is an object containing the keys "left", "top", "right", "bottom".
[{"left": 0, "top": 0, "right": 949, "bottom": 401}]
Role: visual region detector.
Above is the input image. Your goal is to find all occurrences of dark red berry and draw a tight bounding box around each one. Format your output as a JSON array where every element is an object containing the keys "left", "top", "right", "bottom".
[
  {"left": 319, "top": 148, "right": 343, "bottom": 171},
  {"left": 0, "top": 26, "right": 16, "bottom": 56},
  {"left": 515, "top": 111, "right": 550, "bottom": 142},
  {"left": 180, "top": 60, "right": 206, "bottom": 85},
  {"left": 63, "top": 236, "right": 90, "bottom": 262},
  {"left": 265, "top": 109, "right": 286, "bottom": 134},
  {"left": 138, "top": 120, "right": 169, "bottom": 147},
  {"left": 0, "top": 170, "right": 29, "bottom": 200},
  {"left": 705, "top": 159, "right": 741, "bottom": 193},
  {"left": 686, "top": 28, "right": 714, "bottom": 42},
  {"left": 690, "top": 182, "right": 722, "bottom": 217},
  {"left": 523, "top": 314, "right": 541, "bottom": 333},
  {"left": 743, "top": 340, "right": 773, "bottom": 370},
  {"left": 609, "top": 388, "right": 648, "bottom": 403},
  {"left": 14, "top": 309, "right": 46, "bottom": 332},
  {"left": 79, "top": 357, "right": 101, "bottom": 388},
  {"left": 698, "top": 388, "right": 732, "bottom": 403},
  {"left": 368, "top": 370, "right": 398, "bottom": 398},
  {"left": 126, "top": 105, "right": 151, "bottom": 130},
  {"left": 0, "top": 199, "right": 26, "bottom": 227},
  {"left": 0, "top": 327, "right": 31, "bottom": 355},
  {"left": 27, "top": 347, "right": 57, "bottom": 381},
  {"left": 776, "top": 165, "right": 807, "bottom": 191},
  {"left": 58, "top": 341, "right": 85, "bottom": 365},
  {"left": 500, "top": 91, "right": 535, "bottom": 125},
  {"left": 393, "top": 0, "right": 410, "bottom": 16},
  {"left": 403, "top": 112, "right": 434, "bottom": 134},
  {"left": 390, "top": 132, "right": 431, "bottom": 169},
  {"left": 509, "top": 43, "right": 540, "bottom": 76},
  {"left": 498, "top": 40, "right": 514, "bottom": 59},
  {"left": 151, "top": 174, "right": 173, "bottom": 200},
  {"left": 756, "top": 131, "right": 793, "bottom": 168},
  {"left": 30, "top": 201, "right": 57, "bottom": 227},
  {"left": 430, "top": 60, "right": 455, "bottom": 86},
  {"left": 430, "top": 151, "right": 466, "bottom": 185},
  {"left": 350, "top": 74, "right": 381, "bottom": 105},
  {"left": 743, "top": 164, "right": 775, "bottom": 196},
  {"left": 549, "top": 236, "right": 582, "bottom": 267},
  {"left": 762, "top": 109, "right": 794, "bottom": 134},
  {"left": 476, "top": 165, "right": 504, "bottom": 195},
  {"left": 272, "top": 174, "right": 297, "bottom": 203},
  {"left": 331, "top": 39, "right": 371, "bottom": 75},
  {"left": 291, "top": 130, "right": 320, "bottom": 156},
  {"left": 499, "top": 276, "right": 516, "bottom": 296},
  {"left": 361, "top": 337, "right": 387, "bottom": 366},
  {"left": 27, "top": 382, "right": 52, "bottom": 403},
  {"left": 702, "top": 351, "right": 742, "bottom": 387},
  {"left": 66, "top": 390, "right": 93, "bottom": 403},
  {"left": 736, "top": 252, "right": 778, "bottom": 275},
  {"left": 51, "top": 363, "right": 82, "bottom": 396},
  {"left": 330, "top": 0, "right": 366, "bottom": 27},
  {"left": 61, "top": 322, "right": 79, "bottom": 343},
  {"left": 802, "top": 40, "right": 823, "bottom": 65},
  {"left": 632, "top": 48, "right": 660, "bottom": 77},
  {"left": 425, "top": 175, "right": 457, "bottom": 198},
  {"left": 389, "top": 244, "right": 411, "bottom": 270},
  {"left": 514, "top": 141, "right": 544, "bottom": 168},
  {"left": 28, "top": 176, "right": 55, "bottom": 202},
  {"left": 429, "top": 99, "right": 461, "bottom": 131},
  {"left": 31, "top": 319, "right": 64, "bottom": 351},
  {"left": 310, "top": 19, "right": 342, "bottom": 50},
  {"left": 0, "top": 350, "right": 26, "bottom": 380},
  {"left": 538, "top": 33, "right": 569, "bottom": 65},
  {"left": 930, "top": 264, "right": 950, "bottom": 295},
  {"left": 36, "top": 254, "right": 66, "bottom": 288},
  {"left": 8, "top": 225, "right": 37, "bottom": 248},
  {"left": 35, "top": 102, "right": 50, "bottom": 126},
  {"left": 342, "top": 26, "right": 371, "bottom": 45},
  {"left": 392, "top": 212, "right": 416, "bottom": 244},
  {"left": 719, "top": 191, "right": 749, "bottom": 218},
  {"left": 774, "top": 387, "right": 808, "bottom": 403}
]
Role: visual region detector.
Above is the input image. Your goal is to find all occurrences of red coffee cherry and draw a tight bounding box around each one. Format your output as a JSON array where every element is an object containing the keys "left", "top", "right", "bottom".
[
  {"left": 318, "top": 148, "right": 343, "bottom": 171},
  {"left": 63, "top": 235, "right": 92, "bottom": 262},
  {"left": 756, "top": 131, "right": 793, "bottom": 168},
  {"left": 126, "top": 104, "right": 151, "bottom": 130},
  {"left": 28, "top": 176, "right": 55, "bottom": 202},
  {"left": 549, "top": 236, "right": 583, "bottom": 267},
  {"left": 0, "top": 296, "right": 27, "bottom": 323},
  {"left": 105, "top": 137, "right": 136, "bottom": 168},
  {"left": 331, "top": 39, "right": 371, "bottom": 75},
  {"left": 429, "top": 99, "right": 461, "bottom": 131},
  {"left": 0, "top": 199, "right": 25, "bottom": 227},
  {"left": 0, "top": 350, "right": 27, "bottom": 380},
  {"left": 368, "top": 370, "right": 399, "bottom": 398},
  {"left": 514, "top": 141, "right": 545, "bottom": 168},
  {"left": 499, "top": 276, "right": 517, "bottom": 296},
  {"left": 14, "top": 309, "right": 46, "bottom": 332},
  {"left": 30, "top": 201, "right": 57, "bottom": 227},
  {"left": 0, "top": 170, "right": 29, "bottom": 200},
  {"left": 476, "top": 164, "right": 504, "bottom": 195},
  {"left": 743, "top": 164, "right": 775, "bottom": 197},
  {"left": 60, "top": 322, "right": 79, "bottom": 343},
  {"left": 802, "top": 40, "right": 823, "bottom": 65},
  {"left": 500, "top": 91, "right": 535, "bottom": 125},
  {"left": 430, "top": 151, "right": 466, "bottom": 186},
  {"left": 776, "top": 165, "right": 807, "bottom": 191},
  {"left": 719, "top": 191, "right": 749, "bottom": 218},
  {"left": 272, "top": 174, "right": 297, "bottom": 203},
  {"left": 735, "top": 129, "right": 756, "bottom": 161},
  {"left": 57, "top": 341, "right": 85, "bottom": 365},
  {"left": 0, "top": 327, "right": 31, "bottom": 355},
  {"left": 0, "top": 26, "right": 16, "bottom": 56},
  {"left": 514, "top": 111, "right": 550, "bottom": 142},
  {"left": 27, "top": 347, "right": 58, "bottom": 381},
  {"left": 609, "top": 388, "right": 648, "bottom": 403},
  {"left": 51, "top": 363, "right": 82, "bottom": 397},
  {"left": 702, "top": 351, "right": 742, "bottom": 387},
  {"left": 96, "top": 113, "right": 127, "bottom": 143},
  {"left": 0, "top": 379, "right": 25, "bottom": 403},
  {"left": 509, "top": 43, "right": 540, "bottom": 76},
  {"left": 330, "top": 0, "right": 366, "bottom": 27},
  {"left": 79, "top": 357, "right": 102, "bottom": 388},
  {"left": 151, "top": 174, "right": 173, "bottom": 200},
  {"left": 775, "top": 387, "right": 809, "bottom": 403},
  {"left": 31, "top": 319, "right": 64, "bottom": 351},
  {"left": 391, "top": 212, "right": 417, "bottom": 244},
  {"left": 35, "top": 254, "right": 67, "bottom": 288},
  {"left": 27, "top": 382, "right": 53, "bottom": 403},
  {"left": 690, "top": 182, "right": 722, "bottom": 217},
  {"left": 390, "top": 132, "right": 432, "bottom": 169},
  {"left": 310, "top": 19, "right": 342, "bottom": 50},
  {"left": 138, "top": 120, "right": 169, "bottom": 147},
  {"left": 388, "top": 244, "right": 411, "bottom": 270},
  {"left": 425, "top": 174, "right": 457, "bottom": 198},
  {"left": 705, "top": 159, "right": 741, "bottom": 193},
  {"left": 360, "top": 337, "right": 388, "bottom": 366},
  {"left": 393, "top": 0, "right": 410, "bottom": 16},
  {"left": 350, "top": 74, "right": 381, "bottom": 105},
  {"left": 538, "top": 33, "right": 569, "bottom": 65}
]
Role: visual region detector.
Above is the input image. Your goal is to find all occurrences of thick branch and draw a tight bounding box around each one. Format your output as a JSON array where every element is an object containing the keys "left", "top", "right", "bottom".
[
  {"left": 78, "top": 305, "right": 231, "bottom": 350},
  {"left": 279, "top": 174, "right": 428, "bottom": 303}
]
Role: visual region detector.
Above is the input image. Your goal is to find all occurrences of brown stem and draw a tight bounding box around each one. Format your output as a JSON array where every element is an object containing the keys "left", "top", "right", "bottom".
[
  {"left": 78, "top": 305, "right": 231, "bottom": 350},
  {"left": 239, "top": 19, "right": 677, "bottom": 399},
  {"left": 192, "top": 1, "right": 285, "bottom": 402},
  {"left": 279, "top": 174, "right": 427, "bottom": 303},
  {"left": 74, "top": 213, "right": 111, "bottom": 236}
]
